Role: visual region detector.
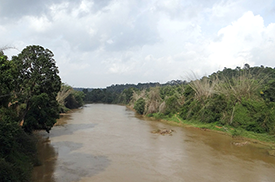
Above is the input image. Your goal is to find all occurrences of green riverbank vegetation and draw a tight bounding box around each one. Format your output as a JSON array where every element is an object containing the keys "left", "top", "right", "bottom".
[
  {"left": 0, "top": 45, "right": 84, "bottom": 181},
  {"left": 57, "top": 83, "right": 85, "bottom": 113},
  {"left": 82, "top": 64, "right": 275, "bottom": 145}
]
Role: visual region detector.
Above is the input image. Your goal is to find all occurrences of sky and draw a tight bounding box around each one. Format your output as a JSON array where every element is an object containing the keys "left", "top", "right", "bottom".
[{"left": 1, "top": 0, "right": 275, "bottom": 88}]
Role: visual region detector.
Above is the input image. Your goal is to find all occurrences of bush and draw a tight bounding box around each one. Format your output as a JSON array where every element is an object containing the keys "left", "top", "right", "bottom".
[
  {"left": 134, "top": 98, "right": 145, "bottom": 115},
  {"left": 231, "top": 99, "right": 275, "bottom": 133},
  {"left": 164, "top": 95, "right": 179, "bottom": 115},
  {"left": 200, "top": 94, "right": 229, "bottom": 123},
  {"left": 263, "top": 81, "right": 275, "bottom": 102}
]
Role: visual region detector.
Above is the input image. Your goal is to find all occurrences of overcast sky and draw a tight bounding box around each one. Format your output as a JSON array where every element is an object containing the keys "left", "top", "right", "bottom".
[{"left": 1, "top": 0, "right": 275, "bottom": 88}]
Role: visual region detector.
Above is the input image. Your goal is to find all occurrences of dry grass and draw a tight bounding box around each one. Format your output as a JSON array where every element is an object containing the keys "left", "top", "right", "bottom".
[
  {"left": 189, "top": 76, "right": 217, "bottom": 100},
  {"left": 129, "top": 90, "right": 146, "bottom": 108},
  {"left": 145, "top": 87, "right": 162, "bottom": 114},
  {"left": 159, "top": 101, "right": 166, "bottom": 113},
  {"left": 214, "top": 70, "right": 264, "bottom": 101},
  {"left": 188, "top": 70, "right": 265, "bottom": 102},
  {"left": 56, "top": 85, "right": 73, "bottom": 105}
]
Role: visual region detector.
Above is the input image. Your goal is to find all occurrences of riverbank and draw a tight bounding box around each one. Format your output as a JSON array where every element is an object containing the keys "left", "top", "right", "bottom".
[
  {"left": 128, "top": 105, "right": 275, "bottom": 150},
  {"left": 138, "top": 111, "right": 275, "bottom": 155}
]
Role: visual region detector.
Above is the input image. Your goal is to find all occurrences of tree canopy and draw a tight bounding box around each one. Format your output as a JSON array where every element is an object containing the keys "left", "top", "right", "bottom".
[
  {"left": 12, "top": 45, "right": 61, "bottom": 132},
  {"left": 0, "top": 54, "right": 17, "bottom": 108},
  {"left": 0, "top": 45, "right": 62, "bottom": 181}
]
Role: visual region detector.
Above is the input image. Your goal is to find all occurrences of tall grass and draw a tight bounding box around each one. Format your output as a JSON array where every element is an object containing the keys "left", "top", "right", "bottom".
[
  {"left": 214, "top": 70, "right": 265, "bottom": 101},
  {"left": 188, "top": 69, "right": 265, "bottom": 102},
  {"left": 145, "top": 87, "right": 162, "bottom": 114},
  {"left": 129, "top": 90, "right": 146, "bottom": 108},
  {"left": 56, "top": 84, "right": 73, "bottom": 106},
  {"left": 188, "top": 76, "right": 217, "bottom": 100}
]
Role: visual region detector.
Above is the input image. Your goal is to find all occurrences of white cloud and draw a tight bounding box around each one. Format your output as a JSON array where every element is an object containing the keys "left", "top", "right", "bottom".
[
  {"left": 25, "top": 15, "right": 52, "bottom": 32},
  {"left": 208, "top": 11, "right": 275, "bottom": 70}
]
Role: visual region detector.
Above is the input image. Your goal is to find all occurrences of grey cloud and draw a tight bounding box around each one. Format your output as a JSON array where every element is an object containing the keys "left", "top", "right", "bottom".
[
  {"left": 0, "top": 0, "right": 47, "bottom": 18},
  {"left": 104, "top": 11, "right": 160, "bottom": 52},
  {"left": 154, "top": 0, "right": 219, "bottom": 20},
  {"left": 92, "top": 0, "right": 113, "bottom": 11},
  {"left": 0, "top": 0, "right": 63, "bottom": 19},
  {"left": 0, "top": 0, "right": 112, "bottom": 20}
]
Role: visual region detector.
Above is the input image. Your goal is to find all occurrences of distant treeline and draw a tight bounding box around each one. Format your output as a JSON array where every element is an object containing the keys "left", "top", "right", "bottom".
[{"left": 76, "top": 80, "right": 186, "bottom": 103}]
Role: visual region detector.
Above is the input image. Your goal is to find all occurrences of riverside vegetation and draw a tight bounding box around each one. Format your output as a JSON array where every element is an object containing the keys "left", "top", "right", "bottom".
[
  {"left": 1, "top": 44, "right": 274, "bottom": 181},
  {"left": 83, "top": 64, "right": 275, "bottom": 146},
  {"left": 0, "top": 46, "right": 84, "bottom": 181}
]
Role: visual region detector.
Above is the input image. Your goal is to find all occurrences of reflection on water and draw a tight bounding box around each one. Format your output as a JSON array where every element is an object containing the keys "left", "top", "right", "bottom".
[
  {"left": 33, "top": 135, "right": 56, "bottom": 182},
  {"left": 33, "top": 104, "right": 275, "bottom": 182},
  {"left": 33, "top": 137, "right": 110, "bottom": 182}
]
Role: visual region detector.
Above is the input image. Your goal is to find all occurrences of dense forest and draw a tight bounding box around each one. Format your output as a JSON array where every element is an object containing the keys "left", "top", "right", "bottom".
[
  {"left": 82, "top": 64, "right": 275, "bottom": 138},
  {"left": 0, "top": 45, "right": 84, "bottom": 181}
]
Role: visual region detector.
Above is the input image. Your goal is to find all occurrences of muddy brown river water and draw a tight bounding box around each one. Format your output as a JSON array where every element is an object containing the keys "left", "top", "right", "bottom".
[{"left": 33, "top": 104, "right": 275, "bottom": 182}]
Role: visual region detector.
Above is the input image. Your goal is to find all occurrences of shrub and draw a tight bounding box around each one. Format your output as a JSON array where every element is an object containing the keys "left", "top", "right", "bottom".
[
  {"left": 164, "top": 95, "right": 180, "bottom": 115},
  {"left": 231, "top": 99, "right": 275, "bottom": 133},
  {"left": 134, "top": 98, "right": 145, "bottom": 115},
  {"left": 263, "top": 81, "right": 275, "bottom": 102}
]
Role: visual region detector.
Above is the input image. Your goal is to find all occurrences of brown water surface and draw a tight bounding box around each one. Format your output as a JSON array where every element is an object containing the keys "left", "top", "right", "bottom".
[{"left": 33, "top": 104, "right": 275, "bottom": 182}]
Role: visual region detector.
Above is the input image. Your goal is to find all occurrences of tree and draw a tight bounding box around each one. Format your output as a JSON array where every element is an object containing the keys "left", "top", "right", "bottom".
[
  {"left": 12, "top": 45, "right": 61, "bottom": 133},
  {"left": 0, "top": 54, "right": 17, "bottom": 108},
  {"left": 82, "top": 88, "right": 88, "bottom": 94}
]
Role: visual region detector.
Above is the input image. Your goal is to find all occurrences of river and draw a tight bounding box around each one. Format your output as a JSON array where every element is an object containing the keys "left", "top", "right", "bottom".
[{"left": 33, "top": 104, "right": 275, "bottom": 182}]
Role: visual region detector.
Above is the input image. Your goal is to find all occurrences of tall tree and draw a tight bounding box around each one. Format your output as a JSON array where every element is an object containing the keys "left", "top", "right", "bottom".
[
  {"left": 0, "top": 54, "right": 17, "bottom": 108},
  {"left": 12, "top": 45, "right": 61, "bottom": 133}
]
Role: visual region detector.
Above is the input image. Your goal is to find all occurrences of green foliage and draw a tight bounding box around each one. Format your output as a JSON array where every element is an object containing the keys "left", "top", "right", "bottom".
[
  {"left": 180, "top": 99, "right": 201, "bottom": 120},
  {"left": 0, "top": 55, "right": 17, "bottom": 107},
  {"left": 262, "top": 81, "right": 275, "bottom": 102},
  {"left": 203, "top": 94, "right": 229, "bottom": 123},
  {"left": 134, "top": 98, "right": 145, "bottom": 115},
  {"left": 83, "top": 81, "right": 185, "bottom": 104},
  {"left": 122, "top": 88, "right": 136, "bottom": 103},
  {"left": 148, "top": 112, "right": 166, "bottom": 120},
  {"left": 57, "top": 84, "right": 85, "bottom": 111},
  {"left": 12, "top": 45, "right": 61, "bottom": 133},
  {"left": 0, "top": 120, "right": 37, "bottom": 182},
  {"left": 0, "top": 45, "right": 64, "bottom": 181},
  {"left": 0, "top": 107, "right": 18, "bottom": 124},
  {"left": 183, "top": 84, "right": 195, "bottom": 99},
  {"left": 160, "top": 85, "right": 177, "bottom": 99},
  {"left": 164, "top": 95, "right": 180, "bottom": 115},
  {"left": 232, "top": 99, "right": 275, "bottom": 134},
  {"left": 84, "top": 89, "right": 107, "bottom": 103},
  {"left": 82, "top": 88, "right": 88, "bottom": 94},
  {"left": 23, "top": 93, "right": 59, "bottom": 133},
  {"left": 65, "top": 90, "right": 85, "bottom": 109},
  {"left": 178, "top": 65, "right": 275, "bottom": 135}
]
